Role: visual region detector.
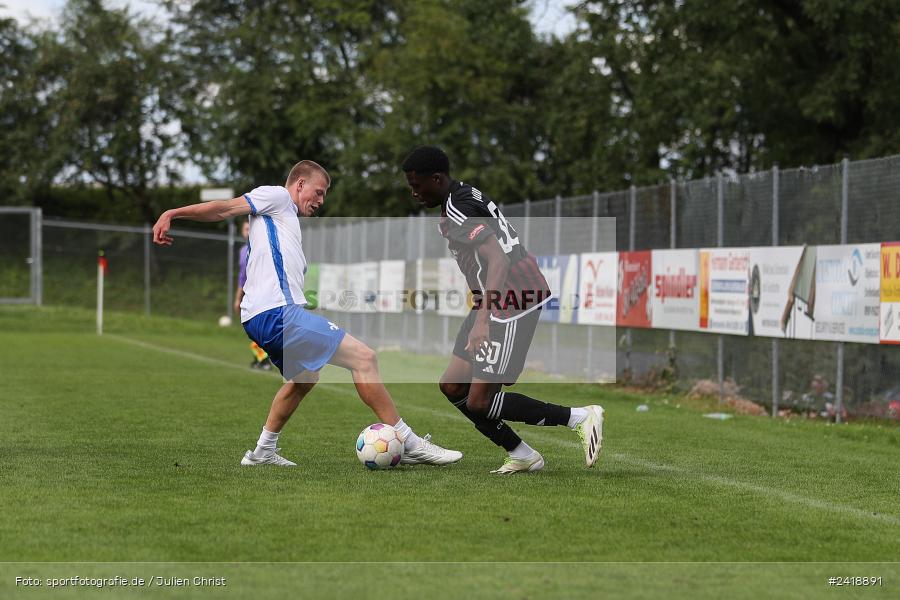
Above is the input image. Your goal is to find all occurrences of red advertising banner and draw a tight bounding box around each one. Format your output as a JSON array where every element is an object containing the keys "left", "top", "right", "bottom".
[{"left": 617, "top": 251, "right": 652, "bottom": 328}]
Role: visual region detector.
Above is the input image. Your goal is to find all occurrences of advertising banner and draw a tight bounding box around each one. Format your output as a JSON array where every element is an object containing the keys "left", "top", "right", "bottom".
[
  {"left": 880, "top": 242, "right": 900, "bottom": 344},
  {"left": 537, "top": 254, "right": 579, "bottom": 324},
  {"left": 617, "top": 251, "right": 652, "bottom": 328},
  {"left": 699, "top": 249, "right": 749, "bottom": 335},
  {"left": 748, "top": 246, "right": 811, "bottom": 339},
  {"left": 812, "top": 244, "right": 880, "bottom": 343},
  {"left": 577, "top": 252, "right": 617, "bottom": 326},
  {"left": 412, "top": 259, "right": 440, "bottom": 313},
  {"left": 438, "top": 257, "right": 470, "bottom": 317},
  {"left": 318, "top": 263, "right": 348, "bottom": 312},
  {"left": 650, "top": 249, "right": 700, "bottom": 331},
  {"left": 347, "top": 262, "right": 379, "bottom": 313},
  {"left": 377, "top": 260, "right": 406, "bottom": 314}
]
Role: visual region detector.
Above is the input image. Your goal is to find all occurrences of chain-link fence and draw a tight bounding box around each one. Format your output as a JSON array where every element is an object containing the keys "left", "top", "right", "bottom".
[{"left": 5, "top": 155, "right": 900, "bottom": 418}]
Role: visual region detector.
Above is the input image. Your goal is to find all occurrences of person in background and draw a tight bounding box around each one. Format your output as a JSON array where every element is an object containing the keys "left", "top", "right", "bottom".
[{"left": 234, "top": 218, "right": 272, "bottom": 370}]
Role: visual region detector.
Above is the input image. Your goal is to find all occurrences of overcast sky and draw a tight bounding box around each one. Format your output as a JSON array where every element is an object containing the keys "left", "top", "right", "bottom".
[{"left": 2, "top": 0, "right": 577, "bottom": 35}]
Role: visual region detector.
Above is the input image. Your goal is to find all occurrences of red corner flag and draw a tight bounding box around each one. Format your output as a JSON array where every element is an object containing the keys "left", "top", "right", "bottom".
[{"left": 98, "top": 251, "right": 108, "bottom": 275}]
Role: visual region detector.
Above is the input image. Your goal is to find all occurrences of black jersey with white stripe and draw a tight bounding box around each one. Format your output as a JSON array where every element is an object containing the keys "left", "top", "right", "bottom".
[{"left": 439, "top": 180, "right": 552, "bottom": 321}]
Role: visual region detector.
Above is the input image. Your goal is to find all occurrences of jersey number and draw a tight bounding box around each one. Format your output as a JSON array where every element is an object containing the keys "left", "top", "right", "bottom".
[
  {"left": 475, "top": 341, "right": 502, "bottom": 365},
  {"left": 486, "top": 201, "right": 520, "bottom": 254}
]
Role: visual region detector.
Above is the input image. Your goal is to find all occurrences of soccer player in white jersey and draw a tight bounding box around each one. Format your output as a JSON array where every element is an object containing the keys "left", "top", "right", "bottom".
[{"left": 152, "top": 160, "right": 462, "bottom": 467}]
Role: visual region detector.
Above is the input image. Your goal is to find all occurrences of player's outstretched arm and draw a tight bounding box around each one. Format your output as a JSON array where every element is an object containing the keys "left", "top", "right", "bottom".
[{"left": 152, "top": 198, "right": 251, "bottom": 246}]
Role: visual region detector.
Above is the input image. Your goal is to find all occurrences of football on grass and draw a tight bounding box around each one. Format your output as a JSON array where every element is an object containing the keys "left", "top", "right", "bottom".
[{"left": 355, "top": 424, "right": 403, "bottom": 470}]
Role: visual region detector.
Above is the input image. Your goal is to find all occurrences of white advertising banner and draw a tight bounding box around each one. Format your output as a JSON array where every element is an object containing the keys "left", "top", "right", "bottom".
[
  {"left": 748, "top": 246, "right": 812, "bottom": 339},
  {"left": 577, "top": 252, "right": 617, "bottom": 326},
  {"left": 318, "top": 263, "right": 348, "bottom": 312},
  {"left": 811, "top": 244, "right": 880, "bottom": 343},
  {"left": 347, "top": 262, "right": 379, "bottom": 313},
  {"left": 377, "top": 260, "right": 406, "bottom": 314},
  {"left": 650, "top": 249, "right": 700, "bottom": 331},
  {"left": 438, "top": 257, "right": 470, "bottom": 317},
  {"left": 699, "top": 248, "right": 750, "bottom": 335}
]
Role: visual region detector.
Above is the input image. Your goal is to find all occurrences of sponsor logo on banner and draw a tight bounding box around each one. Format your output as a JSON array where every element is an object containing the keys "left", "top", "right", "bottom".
[
  {"left": 698, "top": 249, "right": 749, "bottom": 335},
  {"left": 813, "top": 244, "right": 879, "bottom": 343},
  {"left": 651, "top": 249, "right": 699, "bottom": 331},
  {"left": 347, "top": 262, "right": 379, "bottom": 313},
  {"left": 537, "top": 255, "right": 560, "bottom": 323},
  {"left": 617, "top": 251, "right": 652, "bottom": 328},
  {"left": 880, "top": 242, "right": 900, "bottom": 344},
  {"left": 578, "top": 252, "right": 617, "bottom": 326},
  {"left": 537, "top": 255, "right": 579, "bottom": 324},
  {"left": 748, "top": 246, "right": 811, "bottom": 339}
]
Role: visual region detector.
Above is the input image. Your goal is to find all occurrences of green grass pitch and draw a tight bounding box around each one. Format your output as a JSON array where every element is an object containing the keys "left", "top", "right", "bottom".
[{"left": 1, "top": 306, "right": 898, "bottom": 599}]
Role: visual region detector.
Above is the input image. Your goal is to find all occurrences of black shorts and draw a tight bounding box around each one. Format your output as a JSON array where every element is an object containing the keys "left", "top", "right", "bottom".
[{"left": 452, "top": 308, "right": 541, "bottom": 384}]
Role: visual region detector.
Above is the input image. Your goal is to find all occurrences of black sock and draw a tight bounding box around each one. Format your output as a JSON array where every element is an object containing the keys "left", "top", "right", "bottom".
[
  {"left": 489, "top": 391, "right": 571, "bottom": 426},
  {"left": 449, "top": 396, "right": 521, "bottom": 451}
]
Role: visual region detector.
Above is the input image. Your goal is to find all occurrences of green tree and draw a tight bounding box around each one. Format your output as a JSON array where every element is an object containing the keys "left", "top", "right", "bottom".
[
  {"left": 170, "top": 0, "right": 546, "bottom": 215},
  {"left": 357, "top": 0, "right": 545, "bottom": 210},
  {"left": 0, "top": 13, "right": 46, "bottom": 203},
  {"left": 28, "top": 0, "right": 183, "bottom": 222},
  {"left": 568, "top": 0, "right": 900, "bottom": 181},
  {"left": 167, "top": 0, "right": 400, "bottom": 214}
]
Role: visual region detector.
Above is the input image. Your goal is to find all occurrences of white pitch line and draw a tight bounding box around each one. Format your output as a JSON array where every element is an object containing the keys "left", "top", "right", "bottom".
[
  {"left": 107, "top": 334, "right": 282, "bottom": 379},
  {"left": 109, "top": 334, "right": 899, "bottom": 526}
]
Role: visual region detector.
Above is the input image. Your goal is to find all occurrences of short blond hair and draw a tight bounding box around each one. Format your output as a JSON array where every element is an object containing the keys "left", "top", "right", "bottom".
[{"left": 286, "top": 160, "right": 330, "bottom": 188}]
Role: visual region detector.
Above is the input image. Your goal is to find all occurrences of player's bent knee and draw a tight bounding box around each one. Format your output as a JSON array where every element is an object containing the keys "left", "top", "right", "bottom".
[
  {"left": 465, "top": 395, "right": 490, "bottom": 416},
  {"left": 358, "top": 344, "right": 378, "bottom": 368},
  {"left": 291, "top": 373, "right": 319, "bottom": 393},
  {"left": 439, "top": 380, "right": 468, "bottom": 400}
]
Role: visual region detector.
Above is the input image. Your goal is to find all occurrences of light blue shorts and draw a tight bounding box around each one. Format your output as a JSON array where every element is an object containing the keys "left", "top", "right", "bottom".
[{"left": 243, "top": 305, "right": 346, "bottom": 379}]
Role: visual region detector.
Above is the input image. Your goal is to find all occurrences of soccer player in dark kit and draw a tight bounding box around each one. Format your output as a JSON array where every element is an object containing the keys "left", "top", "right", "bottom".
[{"left": 401, "top": 146, "right": 604, "bottom": 474}]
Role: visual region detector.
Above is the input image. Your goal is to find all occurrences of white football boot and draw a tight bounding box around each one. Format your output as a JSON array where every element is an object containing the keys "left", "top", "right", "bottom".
[
  {"left": 575, "top": 405, "right": 604, "bottom": 467},
  {"left": 490, "top": 450, "right": 545, "bottom": 474},
  {"left": 401, "top": 434, "right": 463, "bottom": 465},
  {"left": 240, "top": 447, "right": 297, "bottom": 466}
]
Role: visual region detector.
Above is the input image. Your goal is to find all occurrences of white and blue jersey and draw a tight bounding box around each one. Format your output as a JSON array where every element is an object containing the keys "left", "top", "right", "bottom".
[
  {"left": 241, "top": 185, "right": 309, "bottom": 322},
  {"left": 240, "top": 185, "right": 345, "bottom": 378}
]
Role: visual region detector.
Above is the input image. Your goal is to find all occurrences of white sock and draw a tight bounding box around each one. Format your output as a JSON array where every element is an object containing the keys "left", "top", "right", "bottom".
[
  {"left": 254, "top": 427, "right": 279, "bottom": 456},
  {"left": 393, "top": 418, "right": 423, "bottom": 450},
  {"left": 509, "top": 440, "right": 536, "bottom": 459},
  {"left": 567, "top": 407, "right": 589, "bottom": 429}
]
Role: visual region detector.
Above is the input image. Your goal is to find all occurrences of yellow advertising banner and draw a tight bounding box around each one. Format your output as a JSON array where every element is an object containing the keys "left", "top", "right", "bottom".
[{"left": 880, "top": 243, "right": 900, "bottom": 343}]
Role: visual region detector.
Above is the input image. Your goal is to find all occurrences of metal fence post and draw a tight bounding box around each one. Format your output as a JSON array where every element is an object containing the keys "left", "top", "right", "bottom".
[
  {"left": 835, "top": 158, "right": 849, "bottom": 423},
  {"left": 552, "top": 195, "right": 562, "bottom": 373},
  {"left": 319, "top": 220, "right": 327, "bottom": 265},
  {"left": 227, "top": 219, "right": 235, "bottom": 320},
  {"left": 380, "top": 218, "right": 389, "bottom": 347},
  {"left": 403, "top": 215, "right": 412, "bottom": 347},
  {"left": 626, "top": 185, "right": 636, "bottom": 377},
  {"left": 361, "top": 219, "right": 368, "bottom": 339},
  {"left": 717, "top": 173, "right": 724, "bottom": 402},
  {"left": 417, "top": 211, "right": 425, "bottom": 353},
  {"left": 587, "top": 190, "right": 599, "bottom": 379},
  {"left": 144, "top": 223, "right": 151, "bottom": 316},
  {"left": 523, "top": 199, "right": 531, "bottom": 249},
  {"left": 33, "top": 208, "right": 43, "bottom": 306},
  {"left": 669, "top": 179, "right": 676, "bottom": 357},
  {"left": 772, "top": 165, "right": 780, "bottom": 417},
  {"left": 361, "top": 219, "right": 368, "bottom": 262}
]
